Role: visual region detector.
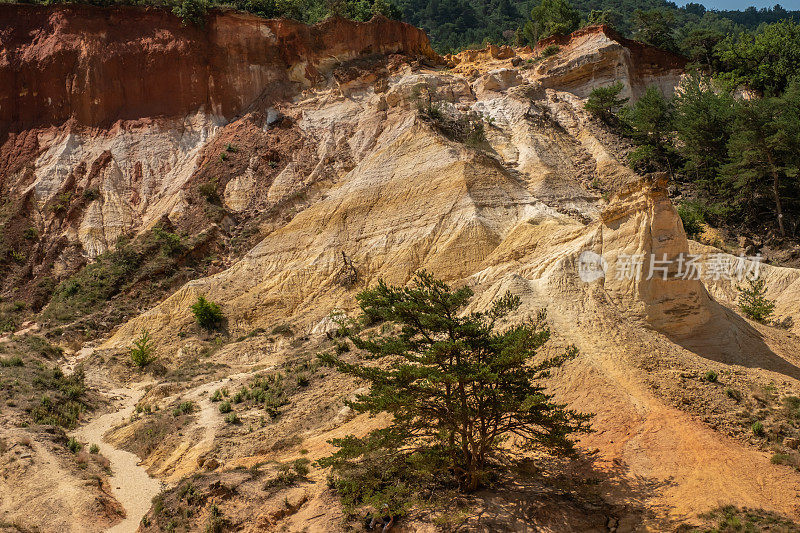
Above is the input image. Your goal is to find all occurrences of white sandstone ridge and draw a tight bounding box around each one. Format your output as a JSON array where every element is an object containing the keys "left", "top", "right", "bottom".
[{"left": 16, "top": 113, "right": 223, "bottom": 257}]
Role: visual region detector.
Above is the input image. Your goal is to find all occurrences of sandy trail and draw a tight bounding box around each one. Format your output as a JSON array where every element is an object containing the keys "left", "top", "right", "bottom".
[{"left": 74, "top": 384, "right": 162, "bottom": 533}]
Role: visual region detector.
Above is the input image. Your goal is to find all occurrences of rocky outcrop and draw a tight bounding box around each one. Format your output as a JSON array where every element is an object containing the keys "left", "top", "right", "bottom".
[
  {"left": 447, "top": 25, "right": 686, "bottom": 100},
  {"left": 533, "top": 25, "right": 687, "bottom": 99},
  {"left": 105, "top": 88, "right": 709, "bottom": 349},
  {"left": 598, "top": 173, "right": 713, "bottom": 336}
]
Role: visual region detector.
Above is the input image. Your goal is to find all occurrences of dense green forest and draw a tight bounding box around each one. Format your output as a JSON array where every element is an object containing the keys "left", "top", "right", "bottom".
[
  {"left": 583, "top": 17, "right": 800, "bottom": 241},
  {"left": 400, "top": 0, "right": 800, "bottom": 52},
  {"left": 10, "top": 0, "right": 799, "bottom": 54}
]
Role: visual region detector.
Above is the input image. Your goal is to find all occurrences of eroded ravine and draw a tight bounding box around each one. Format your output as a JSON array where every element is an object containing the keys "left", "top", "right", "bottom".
[{"left": 71, "top": 377, "right": 161, "bottom": 533}]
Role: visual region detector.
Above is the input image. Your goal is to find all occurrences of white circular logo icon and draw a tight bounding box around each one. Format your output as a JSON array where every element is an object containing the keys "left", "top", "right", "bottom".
[{"left": 577, "top": 250, "right": 607, "bottom": 283}]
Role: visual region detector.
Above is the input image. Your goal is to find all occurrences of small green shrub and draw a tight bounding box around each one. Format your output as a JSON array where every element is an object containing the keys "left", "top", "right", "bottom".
[
  {"left": 82, "top": 188, "right": 100, "bottom": 202},
  {"left": 771, "top": 453, "right": 793, "bottom": 465},
  {"left": 752, "top": 421, "right": 765, "bottom": 437},
  {"left": 152, "top": 492, "right": 165, "bottom": 516},
  {"left": 197, "top": 179, "right": 220, "bottom": 203},
  {"left": 698, "top": 505, "right": 800, "bottom": 531},
  {"left": 205, "top": 504, "right": 225, "bottom": 533},
  {"left": 584, "top": 81, "right": 628, "bottom": 124},
  {"left": 219, "top": 401, "right": 232, "bottom": 414},
  {"left": 541, "top": 44, "right": 560, "bottom": 57},
  {"left": 171, "top": 0, "right": 208, "bottom": 25},
  {"left": 293, "top": 458, "right": 311, "bottom": 477},
  {"left": 29, "top": 366, "right": 88, "bottom": 428},
  {"left": 50, "top": 192, "right": 73, "bottom": 214},
  {"left": 704, "top": 370, "right": 718, "bottom": 383},
  {"left": 211, "top": 389, "right": 223, "bottom": 402},
  {"left": 334, "top": 340, "right": 350, "bottom": 354},
  {"left": 25, "top": 336, "right": 63, "bottom": 359},
  {"left": 677, "top": 203, "right": 705, "bottom": 238},
  {"left": 0, "top": 317, "right": 16, "bottom": 333},
  {"left": 89, "top": 443, "right": 100, "bottom": 454},
  {"left": 271, "top": 324, "right": 293, "bottom": 337},
  {"left": 130, "top": 329, "right": 156, "bottom": 368},
  {"left": 224, "top": 412, "right": 240, "bottom": 424},
  {"left": 726, "top": 388, "right": 743, "bottom": 402},
  {"left": 418, "top": 103, "right": 486, "bottom": 147},
  {"left": 783, "top": 396, "right": 800, "bottom": 410},
  {"left": 173, "top": 401, "right": 195, "bottom": 417},
  {"left": 23, "top": 227, "right": 38, "bottom": 241},
  {"left": 266, "top": 463, "right": 303, "bottom": 487},
  {"left": 225, "top": 143, "right": 238, "bottom": 153},
  {"left": 178, "top": 481, "right": 198, "bottom": 502},
  {"left": 0, "top": 356, "right": 23, "bottom": 367},
  {"left": 191, "top": 296, "right": 224, "bottom": 330},
  {"left": 152, "top": 227, "right": 184, "bottom": 256},
  {"left": 67, "top": 437, "right": 82, "bottom": 453}
]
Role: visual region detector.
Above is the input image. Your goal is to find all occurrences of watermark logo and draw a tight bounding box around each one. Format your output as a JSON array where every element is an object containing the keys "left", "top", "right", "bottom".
[
  {"left": 577, "top": 251, "right": 764, "bottom": 283},
  {"left": 577, "top": 250, "right": 608, "bottom": 283}
]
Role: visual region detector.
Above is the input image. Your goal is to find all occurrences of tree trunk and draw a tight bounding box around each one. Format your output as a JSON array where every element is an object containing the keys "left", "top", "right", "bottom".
[
  {"left": 466, "top": 464, "right": 481, "bottom": 492},
  {"left": 766, "top": 151, "right": 786, "bottom": 237}
]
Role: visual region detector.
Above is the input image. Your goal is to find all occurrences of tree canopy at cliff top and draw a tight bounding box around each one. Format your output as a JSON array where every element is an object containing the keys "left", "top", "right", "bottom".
[
  {"left": 396, "top": 0, "right": 799, "bottom": 53},
  {"left": 9, "top": 0, "right": 800, "bottom": 54}
]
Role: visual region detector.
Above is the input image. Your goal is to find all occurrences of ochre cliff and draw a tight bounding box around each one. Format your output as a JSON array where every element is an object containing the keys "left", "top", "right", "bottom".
[
  {"left": 4, "top": 10, "right": 800, "bottom": 532},
  {"left": 0, "top": 4, "right": 437, "bottom": 135},
  {"left": 0, "top": 6, "right": 439, "bottom": 299}
]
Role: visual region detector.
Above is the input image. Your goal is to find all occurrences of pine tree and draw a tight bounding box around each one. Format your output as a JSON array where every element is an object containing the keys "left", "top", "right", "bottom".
[
  {"left": 522, "top": 0, "right": 580, "bottom": 46},
  {"left": 318, "top": 271, "right": 591, "bottom": 512},
  {"left": 622, "top": 86, "right": 675, "bottom": 174},
  {"left": 191, "top": 295, "right": 224, "bottom": 330},
  {"left": 130, "top": 329, "right": 156, "bottom": 368},
  {"left": 722, "top": 95, "right": 797, "bottom": 237},
  {"left": 632, "top": 8, "right": 677, "bottom": 51},
  {"left": 672, "top": 75, "right": 736, "bottom": 192},
  {"left": 584, "top": 81, "right": 629, "bottom": 126},
  {"left": 738, "top": 277, "right": 776, "bottom": 322}
]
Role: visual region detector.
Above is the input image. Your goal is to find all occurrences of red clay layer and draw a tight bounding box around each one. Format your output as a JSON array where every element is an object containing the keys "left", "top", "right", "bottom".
[{"left": 0, "top": 4, "right": 437, "bottom": 135}]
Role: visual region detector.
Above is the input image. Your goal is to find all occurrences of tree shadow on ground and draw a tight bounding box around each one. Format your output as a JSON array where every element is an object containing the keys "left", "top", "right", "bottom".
[
  {"left": 458, "top": 449, "right": 679, "bottom": 532},
  {"left": 667, "top": 301, "right": 800, "bottom": 381}
]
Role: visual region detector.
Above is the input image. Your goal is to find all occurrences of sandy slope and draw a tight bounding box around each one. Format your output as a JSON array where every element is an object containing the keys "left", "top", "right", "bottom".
[{"left": 96, "top": 64, "right": 800, "bottom": 526}]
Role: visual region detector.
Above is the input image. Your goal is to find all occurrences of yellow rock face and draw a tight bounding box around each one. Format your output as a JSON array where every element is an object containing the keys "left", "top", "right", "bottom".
[{"left": 105, "top": 70, "right": 711, "bottom": 355}]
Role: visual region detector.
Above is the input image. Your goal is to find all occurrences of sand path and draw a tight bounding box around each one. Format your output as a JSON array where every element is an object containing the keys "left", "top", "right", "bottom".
[
  {"left": 63, "top": 345, "right": 162, "bottom": 533},
  {"left": 73, "top": 384, "right": 162, "bottom": 533}
]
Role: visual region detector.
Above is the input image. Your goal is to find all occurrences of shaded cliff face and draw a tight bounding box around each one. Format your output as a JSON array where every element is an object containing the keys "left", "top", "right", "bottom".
[{"left": 0, "top": 5, "right": 437, "bottom": 135}]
